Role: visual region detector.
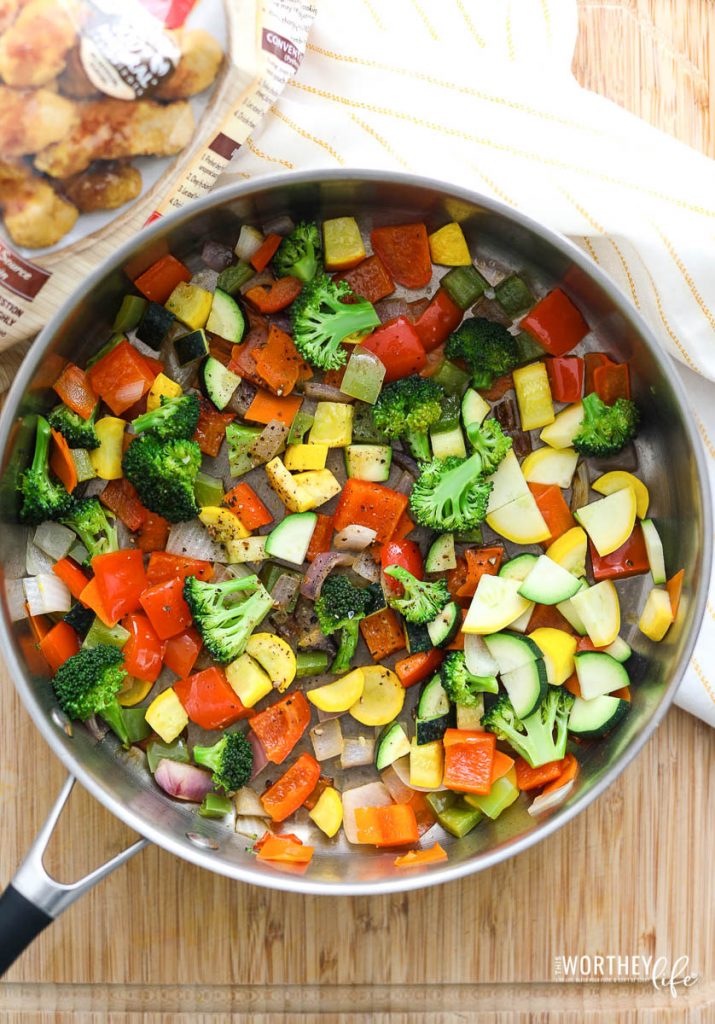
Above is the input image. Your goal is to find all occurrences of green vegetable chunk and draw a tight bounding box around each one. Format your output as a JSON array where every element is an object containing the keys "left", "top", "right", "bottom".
[
  {"left": 49, "top": 403, "right": 100, "bottom": 450},
  {"left": 482, "top": 689, "right": 575, "bottom": 768},
  {"left": 291, "top": 273, "right": 380, "bottom": 371},
  {"left": 183, "top": 574, "right": 273, "bottom": 665},
  {"left": 122, "top": 434, "right": 202, "bottom": 522},
  {"left": 445, "top": 317, "right": 519, "bottom": 389},
  {"left": 52, "top": 644, "right": 129, "bottom": 746},
  {"left": 61, "top": 497, "right": 118, "bottom": 563},
  {"left": 372, "top": 374, "right": 445, "bottom": 461},
  {"left": 440, "top": 652, "right": 498, "bottom": 706},
  {"left": 19, "top": 415, "right": 73, "bottom": 525},
  {"left": 572, "top": 392, "right": 640, "bottom": 458},
  {"left": 193, "top": 731, "right": 254, "bottom": 792},
  {"left": 383, "top": 566, "right": 450, "bottom": 624},
  {"left": 272, "top": 221, "right": 322, "bottom": 284},
  {"left": 131, "top": 393, "right": 200, "bottom": 442},
  {"left": 315, "top": 574, "right": 373, "bottom": 674}
]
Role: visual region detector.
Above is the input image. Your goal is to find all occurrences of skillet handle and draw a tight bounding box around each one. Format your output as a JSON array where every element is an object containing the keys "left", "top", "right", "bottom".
[{"left": 0, "top": 775, "right": 147, "bottom": 976}]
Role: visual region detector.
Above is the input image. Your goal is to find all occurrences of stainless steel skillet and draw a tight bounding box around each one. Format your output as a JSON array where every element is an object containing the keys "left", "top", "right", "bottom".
[{"left": 0, "top": 169, "right": 709, "bottom": 972}]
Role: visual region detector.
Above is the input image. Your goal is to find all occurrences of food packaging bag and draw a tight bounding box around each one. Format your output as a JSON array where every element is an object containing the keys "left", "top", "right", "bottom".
[{"left": 0, "top": 0, "right": 316, "bottom": 352}]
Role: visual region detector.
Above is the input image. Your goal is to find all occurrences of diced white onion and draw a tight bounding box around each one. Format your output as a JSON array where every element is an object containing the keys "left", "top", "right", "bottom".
[
  {"left": 380, "top": 765, "right": 414, "bottom": 804},
  {"left": 342, "top": 781, "right": 392, "bottom": 844},
  {"left": 234, "top": 224, "right": 264, "bottom": 262},
  {"left": 190, "top": 268, "right": 218, "bottom": 293},
  {"left": 351, "top": 549, "right": 381, "bottom": 582},
  {"left": 5, "top": 578, "right": 28, "bottom": 622},
  {"left": 340, "top": 734, "right": 375, "bottom": 769},
  {"left": 309, "top": 718, "right": 344, "bottom": 761},
  {"left": 33, "top": 521, "right": 75, "bottom": 561},
  {"left": 235, "top": 816, "right": 269, "bottom": 840},
  {"left": 26, "top": 536, "right": 55, "bottom": 576},
  {"left": 333, "top": 525, "right": 378, "bottom": 552},
  {"left": 234, "top": 786, "right": 269, "bottom": 817},
  {"left": 528, "top": 779, "right": 575, "bottom": 816},
  {"left": 69, "top": 540, "right": 89, "bottom": 565},
  {"left": 130, "top": 336, "right": 163, "bottom": 361},
  {"left": 166, "top": 520, "right": 227, "bottom": 562},
  {"left": 23, "top": 573, "right": 72, "bottom": 615}
]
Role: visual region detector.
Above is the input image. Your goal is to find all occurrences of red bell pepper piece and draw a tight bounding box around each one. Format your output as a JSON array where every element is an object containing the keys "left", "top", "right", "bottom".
[
  {"left": 99, "top": 478, "right": 147, "bottom": 532},
  {"left": 304, "top": 513, "right": 334, "bottom": 563},
  {"left": 394, "top": 648, "right": 445, "bottom": 688},
  {"left": 78, "top": 577, "right": 116, "bottom": 627},
  {"left": 137, "top": 512, "right": 171, "bottom": 553},
  {"left": 528, "top": 483, "right": 576, "bottom": 543},
  {"left": 442, "top": 729, "right": 496, "bottom": 794},
  {"left": 333, "top": 479, "right": 409, "bottom": 544},
  {"left": 139, "top": 576, "right": 192, "bottom": 640},
  {"left": 261, "top": 752, "right": 322, "bottom": 822},
  {"left": 39, "top": 621, "right": 80, "bottom": 674},
  {"left": 87, "top": 339, "right": 157, "bottom": 416},
  {"left": 145, "top": 552, "right": 214, "bottom": 586},
  {"left": 589, "top": 524, "right": 649, "bottom": 581},
  {"left": 360, "top": 317, "right": 427, "bottom": 382},
  {"left": 249, "top": 692, "right": 311, "bottom": 764},
  {"left": 163, "top": 626, "right": 203, "bottom": 678},
  {"left": 193, "top": 397, "right": 235, "bottom": 457},
  {"left": 250, "top": 233, "right": 282, "bottom": 272},
  {"left": 134, "top": 254, "right": 192, "bottom": 304},
  {"left": 584, "top": 352, "right": 612, "bottom": 394},
  {"left": 455, "top": 546, "right": 504, "bottom": 599},
  {"left": 244, "top": 276, "right": 302, "bottom": 315},
  {"left": 53, "top": 363, "right": 98, "bottom": 420},
  {"left": 388, "top": 510, "right": 415, "bottom": 543},
  {"left": 545, "top": 356, "right": 584, "bottom": 403},
  {"left": 334, "top": 254, "right": 395, "bottom": 303},
  {"left": 412, "top": 289, "right": 463, "bottom": 352},
  {"left": 223, "top": 482, "right": 273, "bottom": 530},
  {"left": 92, "top": 549, "right": 147, "bottom": 624},
  {"left": 593, "top": 362, "right": 631, "bottom": 404},
  {"left": 381, "top": 539, "right": 423, "bottom": 595},
  {"left": 370, "top": 224, "right": 432, "bottom": 288},
  {"left": 355, "top": 803, "right": 419, "bottom": 846},
  {"left": 122, "top": 613, "right": 164, "bottom": 683},
  {"left": 521, "top": 288, "right": 589, "bottom": 356},
  {"left": 52, "top": 557, "right": 89, "bottom": 600},
  {"left": 514, "top": 756, "right": 565, "bottom": 791},
  {"left": 174, "top": 667, "right": 253, "bottom": 730}
]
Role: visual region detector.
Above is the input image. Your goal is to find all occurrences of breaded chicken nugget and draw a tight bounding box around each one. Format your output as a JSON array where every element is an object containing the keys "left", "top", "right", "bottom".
[
  {"left": 62, "top": 161, "right": 141, "bottom": 212},
  {"left": 154, "top": 28, "right": 223, "bottom": 100},
  {"left": 0, "top": 86, "right": 77, "bottom": 157},
  {"left": 0, "top": 0, "right": 19, "bottom": 33},
  {"left": 1, "top": 174, "right": 78, "bottom": 247},
  {"left": 35, "top": 98, "right": 194, "bottom": 177},
  {"left": 0, "top": 0, "right": 79, "bottom": 87}
]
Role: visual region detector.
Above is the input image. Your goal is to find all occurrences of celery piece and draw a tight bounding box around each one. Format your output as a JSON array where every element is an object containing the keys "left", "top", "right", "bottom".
[
  {"left": 425, "top": 792, "right": 483, "bottom": 837},
  {"left": 216, "top": 262, "right": 254, "bottom": 296},
  {"left": 71, "top": 448, "right": 96, "bottom": 483},
  {"left": 113, "top": 295, "right": 148, "bottom": 333},
  {"left": 430, "top": 394, "right": 461, "bottom": 435},
  {"left": 146, "top": 737, "right": 190, "bottom": 774},
  {"left": 286, "top": 409, "right": 314, "bottom": 446},
  {"left": 123, "top": 707, "right": 152, "bottom": 744},
  {"left": 431, "top": 359, "right": 471, "bottom": 396},
  {"left": 194, "top": 471, "right": 224, "bottom": 508},
  {"left": 441, "top": 266, "right": 489, "bottom": 310},
  {"left": 464, "top": 773, "right": 519, "bottom": 819},
  {"left": 340, "top": 348, "right": 386, "bottom": 404},
  {"left": 494, "top": 274, "right": 533, "bottom": 317},
  {"left": 198, "top": 793, "right": 233, "bottom": 819},
  {"left": 83, "top": 617, "right": 130, "bottom": 650},
  {"left": 226, "top": 422, "right": 261, "bottom": 477},
  {"left": 514, "top": 331, "right": 545, "bottom": 366},
  {"left": 296, "top": 651, "right": 330, "bottom": 677},
  {"left": 85, "top": 333, "right": 124, "bottom": 368},
  {"left": 351, "top": 402, "right": 387, "bottom": 444}
]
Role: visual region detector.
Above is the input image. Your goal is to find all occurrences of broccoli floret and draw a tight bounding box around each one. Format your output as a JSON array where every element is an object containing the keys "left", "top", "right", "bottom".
[
  {"left": 61, "top": 497, "right": 118, "bottom": 562},
  {"left": 465, "top": 417, "right": 513, "bottom": 474},
  {"left": 183, "top": 574, "right": 273, "bottom": 665},
  {"left": 291, "top": 273, "right": 380, "bottom": 371},
  {"left": 122, "top": 434, "right": 201, "bottom": 523},
  {"left": 315, "top": 574, "right": 373, "bottom": 673},
  {"left": 572, "top": 392, "right": 639, "bottom": 458},
  {"left": 48, "top": 403, "right": 99, "bottom": 450},
  {"left": 19, "top": 415, "right": 73, "bottom": 525},
  {"left": 482, "top": 689, "right": 575, "bottom": 767},
  {"left": 445, "top": 317, "right": 519, "bottom": 389},
  {"left": 272, "top": 221, "right": 321, "bottom": 283},
  {"left": 193, "top": 731, "right": 254, "bottom": 792},
  {"left": 440, "top": 652, "right": 498, "bottom": 706},
  {"left": 383, "top": 566, "right": 450, "bottom": 624},
  {"left": 409, "top": 454, "right": 493, "bottom": 532},
  {"left": 52, "top": 644, "right": 129, "bottom": 746},
  {"left": 131, "top": 393, "right": 200, "bottom": 442},
  {"left": 372, "top": 375, "right": 444, "bottom": 461}
]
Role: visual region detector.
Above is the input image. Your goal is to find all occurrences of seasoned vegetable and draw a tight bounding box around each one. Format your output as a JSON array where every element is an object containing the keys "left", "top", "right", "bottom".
[
  {"left": 383, "top": 566, "right": 450, "bottom": 624},
  {"left": 291, "top": 273, "right": 380, "bottom": 370},
  {"left": 572, "top": 392, "right": 639, "bottom": 457},
  {"left": 272, "top": 221, "right": 322, "bottom": 283},
  {"left": 122, "top": 435, "right": 202, "bottom": 523},
  {"left": 315, "top": 574, "right": 373, "bottom": 674},
  {"left": 131, "top": 393, "right": 200, "bottom": 441},
  {"left": 61, "top": 497, "right": 118, "bottom": 562},
  {"left": 20, "top": 415, "right": 73, "bottom": 524},
  {"left": 482, "top": 689, "right": 574, "bottom": 768},
  {"left": 372, "top": 374, "right": 444, "bottom": 461},
  {"left": 49, "top": 403, "right": 99, "bottom": 450},
  {"left": 183, "top": 574, "right": 273, "bottom": 665},
  {"left": 445, "top": 317, "right": 519, "bottom": 389},
  {"left": 192, "top": 731, "right": 254, "bottom": 792},
  {"left": 52, "top": 644, "right": 128, "bottom": 745}
]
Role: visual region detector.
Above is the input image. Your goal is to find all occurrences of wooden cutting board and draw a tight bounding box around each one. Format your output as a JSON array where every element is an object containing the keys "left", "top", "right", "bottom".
[{"left": 2, "top": 2, "right": 715, "bottom": 1018}]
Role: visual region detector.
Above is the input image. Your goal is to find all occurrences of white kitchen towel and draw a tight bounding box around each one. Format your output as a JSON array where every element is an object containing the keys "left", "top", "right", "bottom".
[{"left": 223, "top": 0, "right": 715, "bottom": 724}]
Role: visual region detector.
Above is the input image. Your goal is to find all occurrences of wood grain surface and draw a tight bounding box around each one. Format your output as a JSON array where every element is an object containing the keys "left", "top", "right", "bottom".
[{"left": 2, "top": 1, "right": 715, "bottom": 1020}]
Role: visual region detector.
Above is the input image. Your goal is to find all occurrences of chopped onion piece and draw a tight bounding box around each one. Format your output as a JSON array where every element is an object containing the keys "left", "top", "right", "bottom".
[
  {"left": 249, "top": 420, "right": 288, "bottom": 465},
  {"left": 248, "top": 731, "right": 269, "bottom": 782},
  {"left": 201, "top": 240, "right": 234, "bottom": 271},
  {"left": 342, "top": 781, "right": 392, "bottom": 844},
  {"left": 394, "top": 470, "right": 414, "bottom": 496},
  {"left": 271, "top": 573, "right": 301, "bottom": 611},
  {"left": 154, "top": 759, "right": 213, "bottom": 802},
  {"left": 380, "top": 764, "right": 414, "bottom": 804},
  {"left": 26, "top": 536, "right": 54, "bottom": 576},
  {"left": 309, "top": 718, "right": 344, "bottom": 762},
  {"left": 317, "top": 707, "right": 345, "bottom": 723},
  {"left": 23, "top": 573, "right": 71, "bottom": 615},
  {"left": 6, "top": 578, "right": 27, "bottom": 622},
  {"left": 302, "top": 382, "right": 354, "bottom": 404},
  {"left": 166, "top": 520, "right": 226, "bottom": 562},
  {"left": 528, "top": 779, "right": 575, "bottom": 816},
  {"left": 83, "top": 478, "right": 106, "bottom": 498},
  {"left": 352, "top": 549, "right": 381, "bottom": 582},
  {"left": 33, "top": 521, "right": 75, "bottom": 561},
  {"left": 333, "top": 525, "right": 377, "bottom": 551},
  {"left": 340, "top": 734, "right": 375, "bottom": 769},
  {"left": 234, "top": 786, "right": 269, "bottom": 817},
  {"left": 191, "top": 268, "right": 219, "bottom": 293},
  {"left": 234, "top": 224, "right": 264, "bottom": 262},
  {"left": 570, "top": 462, "right": 590, "bottom": 513},
  {"left": 300, "top": 551, "right": 354, "bottom": 600},
  {"left": 235, "top": 815, "right": 268, "bottom": 840}
]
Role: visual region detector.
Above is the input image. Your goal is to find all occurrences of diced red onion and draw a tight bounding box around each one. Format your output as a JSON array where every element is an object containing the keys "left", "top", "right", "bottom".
[
  {"left": 248, "top": 731, "right": 269, "bottom": 782},
  {"left": 394, "top": 470, "right": 415, "bottom": 496},
  {"left": 301, "top": 382, "right": 354, "bottom": 404},
  {"left": 202, "top": 240, "right": 235, "bottom": 271},
  {"left": 261, "top": 213, "right": 295, "bottom": 236},
  {"left": 226, "top": 380, "right": 258, "bottom": 417},
  {"left": 300, "top": 552, "right": 354, "bottom": 601},
  {"left": 570, "top": 462, "right": 590, "bottom": 512},
  {"left": 154, "top": 759, "right": 213, "bottom": 802},
  {"left": 333, "top": 525, "right": 377, "bottom": 551}
]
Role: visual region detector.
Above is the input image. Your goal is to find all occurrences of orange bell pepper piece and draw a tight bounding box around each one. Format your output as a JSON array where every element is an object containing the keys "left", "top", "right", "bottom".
[
  {"left": 514, "top": 756, "right": 566, "bottom": 791},
  {"left": 53, "top": 363, "right": 97, "bottom": 420},
  {"left": 256, "top": 833, "right": 314, "bottom": 864},
  {"left": 244, "top": 389, "right": 303, "bottom": 427},
  {"left": 261, "top": 753, "right": 321, "bottom": 822},
  {"left": 49, "top": 429, "right": 78, "bottom": 493},
  {"left": 134, "top": 254, "right": 192, "bottom": 303},
  {"left": 355, "top": 803, "right": 419, "bottom": 846},
  {"left": 394, "top": 842, "right": 448, "bottom": 868},
  {"left": 333, "top": 479, "right": 409, "bottom": 544},
  {"left": 542, "top": 752, "right": 580, "bottom": 795},
  {"left": 359, "top": 608, "right": 406, "bottom": 661},
  {"left": 395, "top": 649, "right": 445, "bottom": 688},
  {"left": 442, "top": 729, "right": 496, "bottom": 794}
]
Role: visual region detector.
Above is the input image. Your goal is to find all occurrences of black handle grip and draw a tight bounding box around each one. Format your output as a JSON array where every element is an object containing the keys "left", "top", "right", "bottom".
[{"left": 0, "top": 884, "right": 52, "bottom": 976}]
